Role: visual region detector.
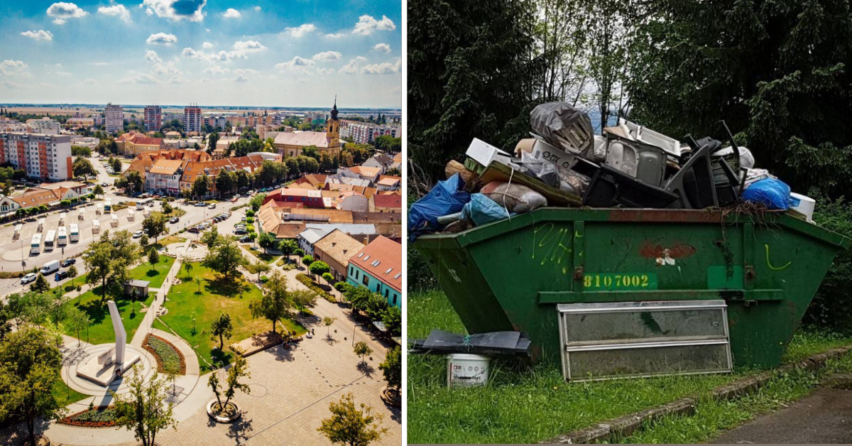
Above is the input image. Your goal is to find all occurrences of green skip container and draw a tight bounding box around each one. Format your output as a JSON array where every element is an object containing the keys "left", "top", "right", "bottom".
[{"left": 415, "top": 208, "right": 850, "bottom": 373}]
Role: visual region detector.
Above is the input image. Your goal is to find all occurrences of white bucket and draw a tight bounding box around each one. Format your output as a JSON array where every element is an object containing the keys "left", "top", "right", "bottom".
[
  {"left": 446, "top": 353, "right": 490, "bottom": 388},
  {"left": 789, "top": 192, "right": 816, "bottom": 222}
]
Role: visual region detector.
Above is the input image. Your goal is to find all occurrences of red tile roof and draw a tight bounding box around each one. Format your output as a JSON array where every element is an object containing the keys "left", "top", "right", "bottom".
[
  {"left": 349, "top": 236, "right": 401, "bottom": 292},
  {"left": 373, "top": 194, "right": 401, "bottom": 209}
]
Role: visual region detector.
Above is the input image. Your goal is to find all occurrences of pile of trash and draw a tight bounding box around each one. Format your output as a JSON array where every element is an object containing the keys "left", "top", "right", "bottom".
[{"left": 409, "top": 102, "right": 816, "bottom": 240}]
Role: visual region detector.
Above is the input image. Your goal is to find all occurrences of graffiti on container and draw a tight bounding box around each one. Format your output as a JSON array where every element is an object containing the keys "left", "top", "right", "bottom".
[
  {"left": 531, "top": 223, "right": 574, "bottom": 274},
  {"left": 640, "top": 242, "right": 696, "bottom": 267}
]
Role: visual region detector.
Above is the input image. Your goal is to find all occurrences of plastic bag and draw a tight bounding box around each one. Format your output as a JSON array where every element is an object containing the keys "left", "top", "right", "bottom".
[
  {"left": 480, "top": 181, "right": 548, "bottom": 213},
  {"left": 461, "top": 194, "right": 512, "bottom": 226},
  {"left": 742, "top": 177, "right": 791, "bottom": 210},
  {"left": 408, "top": 174, "right": 471, "bottom": 241},
  {"left": 530, "top": 102, "right": 594, "bottom": 158}
]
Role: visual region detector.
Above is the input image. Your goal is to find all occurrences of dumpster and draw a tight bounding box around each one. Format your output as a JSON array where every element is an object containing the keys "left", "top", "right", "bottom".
[{"left": 415, "top": 208, "right": 850, "bottom": 371}]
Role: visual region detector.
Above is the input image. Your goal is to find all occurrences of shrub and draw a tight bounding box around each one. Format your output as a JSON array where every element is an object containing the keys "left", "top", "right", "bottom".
[
  {"left": 246, "top": 209, "right": 255, "bottom": 217},
  {"left": 334, "top": 282, "right": 352, "bottom": 293},
  {"left": 302, "top": 255, "right": 314, "bottom": 266},
  {"left": 259, "top": 275, "right": 269, "bottom": 283},
  {"left": 246, "top": 217, "right": 254, "bottom": 224},
  {"left": 805, "top": 194, "right": 852, "bottom": 332},
  {"left": 322, "top": 272, "right": 334, "bottom": 283}
]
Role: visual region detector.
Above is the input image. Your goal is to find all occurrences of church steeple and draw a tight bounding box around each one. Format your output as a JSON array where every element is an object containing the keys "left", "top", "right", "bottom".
[{"left": 331, "top": 95, "right": 339, "bottom": 121}]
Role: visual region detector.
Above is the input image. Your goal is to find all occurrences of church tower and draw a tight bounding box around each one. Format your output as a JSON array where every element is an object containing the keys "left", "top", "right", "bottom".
[{"left": 326, "top": 96, "right": 340, "bottom": 154}]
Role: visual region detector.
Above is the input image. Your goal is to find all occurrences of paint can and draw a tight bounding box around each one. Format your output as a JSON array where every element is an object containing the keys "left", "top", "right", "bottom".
[{"left": 446, "top": 353, "right": 490, "bottom": 388}]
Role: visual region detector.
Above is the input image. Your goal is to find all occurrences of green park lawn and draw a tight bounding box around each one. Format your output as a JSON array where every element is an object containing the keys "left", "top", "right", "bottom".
[
  {"left": 153, "top": 262, "right": 306, "bottom": 371},
  {"left": 407, "top": 290, "right": 852, "bottom": 445},
  {"left": 127, "top": 255, "right": 175, "bottom": 289},
  {"left": 62, "top": 287, "right": 156, "bottom": 345},
  {"left": 245, "top": 248, "right": 280, "bottom": 264},
  {"left": 52, "top": 379, "right": 88, "bottom": 407}
]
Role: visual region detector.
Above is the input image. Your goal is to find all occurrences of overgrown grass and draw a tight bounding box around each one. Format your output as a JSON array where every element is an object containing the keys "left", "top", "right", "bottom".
[
  {"left": 407, "top": 290, "right": 852, "bottom": 444},
  {"left": 296, "top": 273, "right": 335, "bottom": 302},
  {"left": 617, "top": 354, "right": 852, "bottom": 444},
  {"left": 62, "top": 288, "right": 156, "bottom": 345},
  {"left": 154, "top": 262, "right": 302, "bottom": 371},
  {"left": 127, "top": 255, "right": 175, "bottom": 289}
]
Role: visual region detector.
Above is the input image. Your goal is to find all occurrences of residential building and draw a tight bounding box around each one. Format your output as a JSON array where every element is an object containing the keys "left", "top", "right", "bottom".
[
  {"left": 313, "top": 229, "right": 365, "bottom": 282},
  {"left": 0, "top": 187, "right": 74, "bottom": 213},
  {"left": 123, "top": 149, "right": 211, "bottom": 183},
  {"left": 0, "top": 119, "right": 27, "bottom": 133},
  {"left": 362, "top": 153, "right": 395, "bottom": 174},
  {"left": 273, "top": 99, "right": 341, "bottom": 159},
  {"left": 376, "top": 176, "right": 401, "bottom": 191},
  {"left": 347, "top": 236, "right": 402, "bottom": 307},
  {"left": 184, "top": 105, "right": 202, "bottom": 134},
  {"left": 144, "top": 106, "right": 162, "bottom": 132},
  {"left": 0, "top": 133, "right": 72, "bottom": 180},
  {"left": 104, "top": 103, "right": 124, "bottom": 133},
  {"left": 340, "top": 120, "right": 400, "bottom": 144},
  {"left": 26, "top": 117, "right": 61, "bottom": 135},
  {"left": 145, "top": 159, "right": 184, "bottom": 196},
  {"left": 178, "top": 154, "right": 277, "bottom": 196},
  {"left": 65, "top": 118, "right": 94, "bottom": 129},
  {"left": 371, "top": 194, "right": 402, "bottom": 213},
  {"left": 297, "top": 224, "right": 377, "bottom": 256},
  {"left": 338, "top": 166, "right": 382, "bottom": 184},
  {"left": 262, "top": 187, "right": 331, "bottom": 209}
]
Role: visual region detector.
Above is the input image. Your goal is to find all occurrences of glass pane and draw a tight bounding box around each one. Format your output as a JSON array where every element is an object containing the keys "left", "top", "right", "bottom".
[
  {"left": 562, "top": 308, "right": 726, "bottom": 344},
  {"left": 567, "top": 343, "right": 730, "bottom": 381}
]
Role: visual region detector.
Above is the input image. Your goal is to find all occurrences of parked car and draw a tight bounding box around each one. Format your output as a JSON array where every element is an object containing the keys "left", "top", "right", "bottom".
[
  {"left": 239, "top": 235, "right": 253, "bottom": 243},
  {"left": 195, "top": 202, "right": 207, "bottom": 207},
  {"left": 61, "top": 258, "right": 76, "bottom": 267},
  {"left": 208, "top": 203, "right": 217, "bottom": 209},
  {"left": 170, "top": 217, "right": 179, "bottom": 224},
  {"left": 132, "top": 230, "right": 143, "bottom": 238},
  {"left": 234, "top": 228, "right": 248, "bottom": 235},
  {"left": 55, "top": 271, "right": 69, "bottom": 281},
  {"left": 21, "top": 273, "right": 37, "bottom": 285}
]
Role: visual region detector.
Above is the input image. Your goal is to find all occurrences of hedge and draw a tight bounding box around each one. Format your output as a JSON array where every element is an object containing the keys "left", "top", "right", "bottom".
[{"left": 296, "top": 274, "right": 335, "bottom": 302}]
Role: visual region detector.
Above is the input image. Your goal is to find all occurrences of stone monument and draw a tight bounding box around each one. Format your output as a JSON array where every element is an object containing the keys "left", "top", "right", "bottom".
[{"left": 76, "top": 300, "right": 141, "bottom": 386}]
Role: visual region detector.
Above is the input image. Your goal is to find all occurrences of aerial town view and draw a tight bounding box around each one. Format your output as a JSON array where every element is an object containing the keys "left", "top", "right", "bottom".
[{"left": 0, "top": 1, "right": 402, "bottom": 445}]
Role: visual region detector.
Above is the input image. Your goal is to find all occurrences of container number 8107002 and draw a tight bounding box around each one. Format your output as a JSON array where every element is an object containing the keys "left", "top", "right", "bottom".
[{"left": 583, "top": 273, "right": 658, "bottom": 290}]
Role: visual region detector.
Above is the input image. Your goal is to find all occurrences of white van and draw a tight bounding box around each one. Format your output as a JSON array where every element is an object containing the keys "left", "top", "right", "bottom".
[{"left": 41, "top": 260, "right": 60, "bottom": 275}]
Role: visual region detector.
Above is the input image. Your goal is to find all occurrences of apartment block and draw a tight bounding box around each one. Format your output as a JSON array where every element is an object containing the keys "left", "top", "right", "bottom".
[
  {"left": 26, "top": 117, "right": 61, "bottom": 135},
  {"left": 184, "top": 105, "right": 202, "bottom": 134},
  {"left": 144, "top": 105, "right": 162, "bottom": 132},
  {"left": 104, "top": 103, "right": 124, "bottom": 133},
  {"left": 0, "top": 133, "right": 73, "bottom": 180},
  {"left": 340, "top": 120, "right": 399, "bottom": 144}
]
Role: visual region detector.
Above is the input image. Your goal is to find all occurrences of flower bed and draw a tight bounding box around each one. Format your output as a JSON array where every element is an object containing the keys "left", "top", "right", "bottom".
[
  {"left": 143, "top": 334, "right": 186, "bottom": 374},
  {"left": 59, "top": 406, "right": 118, "bottom": 428},
  {"left": 296, "top": 274, "right": 335, "bottom": 302}
]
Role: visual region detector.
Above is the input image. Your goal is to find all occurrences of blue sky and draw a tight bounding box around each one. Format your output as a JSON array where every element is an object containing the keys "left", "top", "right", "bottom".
[{"left": 0, "top": 0, "right": 401, "bottom": 108}]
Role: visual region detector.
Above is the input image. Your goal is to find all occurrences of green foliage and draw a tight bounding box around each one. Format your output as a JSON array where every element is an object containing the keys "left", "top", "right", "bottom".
[
  {"left": 71, "top": 146, "right": 92, "bottom": 157},
  {"left": 142, "top": 213, "right": 166, "bottom": 242},
  {"left": 30, "top": 274, "right": 50, "bottom": 293},
  {"left": 302, "top": 255, "right": 314, "bottom": 266},
  {"left": 382, "top": 306, "right": 401, "bottom": 336},
  {"left": 804, "top": 194, "right": 852, "bottom": 331},
  {"left": 322, "top": 272, "right": 334, "bottom": 283},
  {"left": 309, "top": 261, "right": 330, "bottom": 276},
  {"left": 192, "top": 175, "right": 210, "bottom": 199},
  {"left": 111, "top": 367, "right": 177, "bottom": 446},
  {"left": 73, "top": 157, "right": 97, "bottom": 178},
  {"left": 84, "top": 230, "right": 141, "bottom": 301},
  {"left": 210, "top": 313, "right": 233, "bottom": 350},
  {"left": 353, "top": 341, "right": 373, "bottom": 363},
  {"left": 249, "top": 193, "right": 266, "bottom": 211},
  {"left": 201, "top": 226, "right": 220, "bottom": 248},
  {"left": 147, "top": 247, "right": 159, "bottom": 269},
  {"left": 373, "top": 135, "right": 401, "bottom": 153},
  {"left": 110, "top": 158, "right": 122, "bottom": 173},
  {"left": 202, "top": 237, "right": 244, "bottom": 279},
  {"left": 334, "top": 282, "right": 352, "bottom": 293},
  {"left": 318, "top": 393, "right": 387, "bottom": 446},
  {"left": 379, "top": 346, "right": 401, "bottom": 389},
  {"left": 145, "top": 335, "right": 182, "bottom": 374},
  {"left": 296, "top": 274, "right": 334, "bottom": 302},
  {"left": 249, "top": 271, "right": 295, "bottom": 334}
]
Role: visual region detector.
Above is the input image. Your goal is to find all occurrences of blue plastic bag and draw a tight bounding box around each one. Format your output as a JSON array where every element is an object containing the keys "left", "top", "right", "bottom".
[
  {"left": 461, "top": 194, "right": 512, "bottom": 227},
  {"left": 742, "top": 178, "right": 791, "bottom": 210},
  {"left": 408, "top": 174, "right": 471, "bottom": 241}
]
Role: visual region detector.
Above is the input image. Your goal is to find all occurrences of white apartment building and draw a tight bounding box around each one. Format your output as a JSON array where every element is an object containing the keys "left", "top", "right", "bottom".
[
  {"left": 145, "top": 105, "right": 162, "bottom": 132},
  {"left": 0, "top": 133, "right": 73, "bottom": 180},
  {"left": 26, "top": 117, "right": 61, "bottom": 135},
  {"left": 340, "top": 120, "right": 400, "bottom": 144},
  {"left": 184, "top": 105, "right": 202, "bottom": 133},
  {"left": 0, "top": 119, "right": 28, "bottom": 133},
  {"left": 105, "top": 103, "right": 124, "bottom": 133}
]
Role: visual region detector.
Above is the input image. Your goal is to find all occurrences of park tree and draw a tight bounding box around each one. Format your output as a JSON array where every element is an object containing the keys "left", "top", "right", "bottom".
[
  {"left": 161, "top": 199, "right": 172, "bottom": 215},
  {"left": 249, "top": 193, "right": 266, "bottom": 211},
  {"left": 65, "top": 306, "right": 88, "bottom": 346},
  {"left": 84, "top": 231, "right": 140, "bottom": 301},
  {"left": 201, "top": 226, "right": 220, "bottom": 248},
  {"left": 111, "top": 367, "right": 177, "bottom": 446},
  {"left": 249, "top": 271, "right": 295, "bottom": 335},
  {"left": 379, "top": 346, "right": 401, "bottom": 391},
  {"left": 210, "top": 313, "right": 233, "bottom": 351},
  {"left": 257, "top": 231, "right": 277, "bottom": 253},
  {"left": 110, "top": 157, "right": 122, "bottom": 173},
  {"left": 202, "top": 237, "right": 244, "bottom": 280},
  {"left": 247, "top": 260, "right": 270, "bottom": 282},
  {"left": 148, "top": 247, "right": 160, "bottom": 271},
  {"left": 30, "top": 274, "right": 49, "bottom": 293},
  {"left": 322, "top": 316, "right": 336, "bottom": 338},
  {"left": 208, "top": 349, "right": 251, "bottom": 415},
  {"left": 207, "top": 132, "right": 219, "bottom": 154},
  {"left": 302, "top": 255, "right": 314, "bottom": 267},
  {"left": 142, "top": 213, "right": 166, "bottom": 243},
  {"left": 309, "top": 261, "right": 330, "bottom": 278},
  {"left": 0, "top": 326, "right": 65, "bottom": 446},
  {"left": 353, "top": 341, "right": 372, "bottom": 366},
  {"left": 215, "top": 170, "right": 236, "bottom": 197},
  {"left": 318, "top": 393, "right": 387, "bottom": 446},
  {"left": 235, "top": 169, "right": 250, "bottom": 190},
  {"left": 279, "top": 239, "right": 297, "bottom": 262},
  {"left": 382, "top": 306, "right": 401, "bottom": 337},
  {"left": 192, "top": 175, "right": 210, "bottom": 200},
  {"left": 93, "top": 184, "right": 104, "bottom": 197},
  {"left": 73, "top": 157, "right": 97, "bottom": 178},
  {"left": 67, "top": 265, "right": 78, "bottom": 286},
  {"left": 117, "top": 170, "right": 144, "bottom": 196}
]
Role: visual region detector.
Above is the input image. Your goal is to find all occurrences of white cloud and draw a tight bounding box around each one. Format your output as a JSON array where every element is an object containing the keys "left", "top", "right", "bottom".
[
  {"left": 118, "top": 73, "right": 158, "bottom": 84},
  {"left": 142, "top": 0, "right": 206, "bottom": 22},
  {"left": 233, "top": 75, "right": 248, "bottom": 82},
  {"left": 152, "top": 61, "right": 181, "bottom": 75},
  {"left": 373, "top": 43, "right": 391, "bottom": 53},
  {"left": 82, "top": 78, "right": 96, "bottom": 84},
  {"left": 146, "top": 32, "right": 177, "bottom": 45},
  {"left": 98, "top": 4, "right": 131, "bottom": 23},
  {"left": 145, "top": 50, "right": 162, "bottom": 63},
  {"left": 316, "top": 68, "right": 335, "bottom": 75},
  {"left": 285, "top": 23, "right": 316, "bottom": 38},
  {"left": 312, "top": 51, "right": 342, "bottom": 62},
  {"left": 223, "top": 8, "right": 240, "bottom": 18},
  {"left": 202, "top": 41, "right": 214, "bottom": 49},
  {"left": 353, "top": 15, "right": 395, "bottom": 35},
  {"left": 362, "top": 58, "right": 401, "bottom": 75},
  {"left": 203, "top": 66, "right": 229, "bottom": 75},
  {"left": 20, "top": 30, "right": 54, "bottom": 42},
  {"left": 232, "top": 40, "right": 266, "bottom": 53},
  {"left": 325, "top": 32, "right": 345, "bottom": 39},
  {"left": 0, "top": 60, "right": 29, "bottom": 76},
  {"left": 254, "top": 6, "right": 260, "bottom": 11},
  {"left": 274, "top": 56, "right": 314, "bottom": 74},
  {"left": 47, "top": 2, "right": 88, "bottom": 25},
  {"left": 339, "top": 56, "right": 367, "bottom": 74},
  {"left": 168, "top": 76, "right": 188, "bottom": 84}
]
